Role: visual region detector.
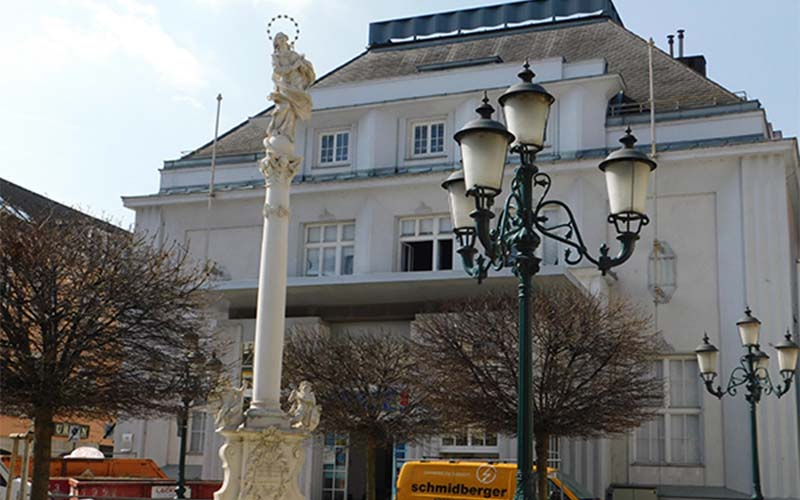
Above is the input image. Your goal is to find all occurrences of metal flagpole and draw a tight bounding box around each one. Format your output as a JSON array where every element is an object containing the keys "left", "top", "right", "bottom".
[{"left": 204, "top": 94, "right": 223, "bottom": 263}]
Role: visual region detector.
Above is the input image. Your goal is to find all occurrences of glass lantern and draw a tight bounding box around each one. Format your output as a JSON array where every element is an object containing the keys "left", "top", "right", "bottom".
[
  {"left": 454, "top": 94, "right": 515, "bottom": 197},
  {"left": 737, "top": 307, "right": 761, "bottom": 347},
  {"left": 775, "top": 331, "right": 800, "bottom": 374},
  {"left": 498, "top": 62, "right": 554, "bottom": 150},
  {"left": 598, "top": 128, "right": 656, "bottom": 220},
  {"left": 441, "top": 170, "right": 474, "bottom": 231},
  {"left": 695, "top": 333, "right": 719, "bottom": 381}
]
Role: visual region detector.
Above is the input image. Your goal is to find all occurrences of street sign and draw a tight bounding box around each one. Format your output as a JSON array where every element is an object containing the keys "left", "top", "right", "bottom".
[
  {"left": 68, "top": 425, "right": 82, "bottom": 442},
  {"left": 55, "top": 423, "right": 89, "bottom": 440},
  {"left": 151, "top": 485, "right": 191, "bottom": 498}
]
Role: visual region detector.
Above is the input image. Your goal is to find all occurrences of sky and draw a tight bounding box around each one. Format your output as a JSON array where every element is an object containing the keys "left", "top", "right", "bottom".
[{"left": 1, "top": 0, "right": 798, "bottom": 227}]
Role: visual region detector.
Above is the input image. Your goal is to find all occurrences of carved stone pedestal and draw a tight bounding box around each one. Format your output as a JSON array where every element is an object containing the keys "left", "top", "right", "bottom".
[{"left": 215, "top": 422, "right": 309, "bottom": 500}]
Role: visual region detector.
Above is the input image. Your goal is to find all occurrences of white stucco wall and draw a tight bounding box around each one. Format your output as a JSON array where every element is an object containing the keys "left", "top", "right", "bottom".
[{"left": 119, "top": 54, "right": 800, "bottom": 499}]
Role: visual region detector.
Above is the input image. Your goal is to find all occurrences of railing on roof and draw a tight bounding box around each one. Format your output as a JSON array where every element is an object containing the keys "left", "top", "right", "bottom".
[
  {"left": 368, "top": 0, "right": 622, "bottom": 47},
  {"left": 608, "top": 92, "right": 747, "bottom": 117}
]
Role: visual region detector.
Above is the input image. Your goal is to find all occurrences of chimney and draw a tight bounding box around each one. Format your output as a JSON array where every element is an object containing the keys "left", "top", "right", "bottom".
[
  {"left": 672, "top": 28, "right": 707, "bottom": 77},
  {"left": 667, "top": 34, "right": 675, "bottom": 57},
  {"left": 678, "top": 55, "right": 707, "bottom": 77}
]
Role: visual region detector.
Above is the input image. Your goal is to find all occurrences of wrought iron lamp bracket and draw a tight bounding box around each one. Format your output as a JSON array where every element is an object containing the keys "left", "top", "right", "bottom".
[
  {"left": 457, "top": 146, "right": 651, "bottom": 280},
  {"left": 527, "top": 168, "right": 644, "bottom": 275},
  {"left": 772, "top": 373, "right": 794, "bottom": 398},
  {"left": 702, "top": 349, "right": 793, "bottom": 401}
]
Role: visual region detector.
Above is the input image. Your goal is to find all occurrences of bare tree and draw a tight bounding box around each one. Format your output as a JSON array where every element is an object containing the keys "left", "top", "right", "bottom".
[
  {"left": 282, "top": 328, "right": 441, "bottom": 500},
  {"left": 413, "top": 287, "right": 664, "bottom": 500},
  {"left": 0, "top": 210, "right": 218, "bottom": 500}
]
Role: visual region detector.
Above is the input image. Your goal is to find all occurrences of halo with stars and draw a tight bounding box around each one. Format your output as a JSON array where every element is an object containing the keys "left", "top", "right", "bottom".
[{"left": 266, "top": 14, "right": 300, "bottom": 46}]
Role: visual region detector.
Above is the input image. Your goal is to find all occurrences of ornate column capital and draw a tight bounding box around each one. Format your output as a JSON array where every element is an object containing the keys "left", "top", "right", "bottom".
[{"left": 260, "top": 152, "right": 302, "bottom": 187}]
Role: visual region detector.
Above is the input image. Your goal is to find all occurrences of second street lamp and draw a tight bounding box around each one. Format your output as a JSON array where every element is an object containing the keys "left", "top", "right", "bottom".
[
  {"left": 442, "top": 62, "right": 657, "bottom": 500},
  {"left": 694, "top": 310, "right": 799, "bottom": 500}
]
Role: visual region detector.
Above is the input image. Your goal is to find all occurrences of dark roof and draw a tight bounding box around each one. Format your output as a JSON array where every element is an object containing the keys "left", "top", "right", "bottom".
[
  {"left": 316, "top": 18, "right": 737, "bottom": 104},
  {"left": 0, "top": 178, "right": 126, "bottom": 233},
  {"left": 184, "top": 17, "right": 740, "bottom": 160},
  {"left": 187, "top": 118, "right": 269, "bottom": 159}
]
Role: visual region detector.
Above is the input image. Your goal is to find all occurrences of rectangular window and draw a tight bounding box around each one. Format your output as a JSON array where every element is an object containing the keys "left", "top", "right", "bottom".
[
  {"left": 430, "top": 122, "right": 445, "bottom": 153},
  {"left": 634, "top": 358, "right": 702, "bottom": 465},
  {"left": 670, "top": 414, "right": 701, "bottom": 464},
  {"left": 240, "top": 342, "right": 254, "bottom": 406},
  {"left": 322, "top": 434, "right": 348, "bottom": 500},
  {"left": 320, "top": 134, "right": 334, "bottom": 164},
  {"left": 399, "top": 216, "right": 453, "bottom": 272},
  {"left": 413, "top": 125, "right": 428, "bottom": 156},
  {"left": 305, "top": 222, "right": 355, "bottom": 276},
  {"left": 319, "top": 131, "right": 350, "bottom": 165},
  {"left": 411, "top": 121, "right": 446, "bottom": 157},
  {"left": 335, "top": 132, "right": 349, "bottom": 162},
  {"left": 441, "top": 429, "right": 498, "bottom": 449},
  {"left": 635, "top": 416, "right": 665, "bottom": 464},
  {"left": 669, "top": 359, "right": 700, "bottom": 407},
  {"left": 548, "top": 436, "right": 561, "bottom": 469},
  {"left": 188, "top": 411, "right": 207, "bottom": 454}
]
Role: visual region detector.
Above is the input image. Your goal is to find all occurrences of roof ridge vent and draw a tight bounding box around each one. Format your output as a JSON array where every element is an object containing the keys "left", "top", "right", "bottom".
[{"left": 368, "top": 0, "right": 623, "bottom": 47}]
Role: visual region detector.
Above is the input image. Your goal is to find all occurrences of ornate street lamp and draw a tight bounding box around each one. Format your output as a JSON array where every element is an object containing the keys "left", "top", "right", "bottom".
[
  {"left": 443, "top": 62, "right": 656, "bottom": 500},
  {"left": 694, "top": 312, "right": 799, "bottom": 500}
]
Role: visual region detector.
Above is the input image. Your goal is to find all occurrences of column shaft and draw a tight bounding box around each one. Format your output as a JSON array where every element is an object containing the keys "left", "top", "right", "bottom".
[{"left": 250, "top": 176, "right": 293, "bottom": 418}]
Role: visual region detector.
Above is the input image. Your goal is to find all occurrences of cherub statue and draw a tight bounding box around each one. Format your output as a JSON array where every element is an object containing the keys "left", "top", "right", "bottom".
[
  {"left": 213, "top": 381, "right": 247, "bottom": 431},
  {"left": 266, "top": 32, "right": 315, "bottom": 147},
  {"left": 287, "top": 381, "right": 321, "bottom": 431}
]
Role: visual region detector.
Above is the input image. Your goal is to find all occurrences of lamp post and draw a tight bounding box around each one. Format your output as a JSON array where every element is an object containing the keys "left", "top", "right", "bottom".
[
  {"left": 694, "top": 309, "right": 799, "bottom": 500},
  {"left": 175, "top": 333, "right": 224, "bottom": 500},
  {"left": 442, "top": 62, "right": 657, "bottom": 500}
]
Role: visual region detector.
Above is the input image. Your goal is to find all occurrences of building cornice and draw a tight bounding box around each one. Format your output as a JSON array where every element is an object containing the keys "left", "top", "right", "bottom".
[{"left": 122, "top": 137, "right": 795, "bottom": 209}]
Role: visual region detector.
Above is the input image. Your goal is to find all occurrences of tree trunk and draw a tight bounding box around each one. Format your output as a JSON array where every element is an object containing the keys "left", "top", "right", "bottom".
[
  {"left": 30, "top": 408, "right": 55, "bottom": 500},
  {"left": 365, "top": 436, "right": 376, "bottom": 500},
  {"left": 535, "top": 432, "right": 550, "bottom": 500}
]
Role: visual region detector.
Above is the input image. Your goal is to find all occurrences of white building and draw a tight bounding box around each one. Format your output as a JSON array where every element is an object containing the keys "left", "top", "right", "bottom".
[{"left": 116, "top": 1, "right": 800, "bottom": 499}]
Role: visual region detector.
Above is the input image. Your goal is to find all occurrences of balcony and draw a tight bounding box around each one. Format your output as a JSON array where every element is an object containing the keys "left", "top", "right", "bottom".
[{"left": 213, "top": 266, "right": 581, "bottom": 319}]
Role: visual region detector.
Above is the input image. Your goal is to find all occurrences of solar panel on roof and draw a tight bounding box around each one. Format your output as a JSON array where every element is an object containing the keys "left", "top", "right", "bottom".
[{"left": 368, "top": 0, "right": 623, "bottom": 46}]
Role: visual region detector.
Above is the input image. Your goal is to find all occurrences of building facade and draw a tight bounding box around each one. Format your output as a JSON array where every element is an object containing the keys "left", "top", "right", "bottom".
[{"left": 116, "top": 2, "right": 800, "bottom": 499}]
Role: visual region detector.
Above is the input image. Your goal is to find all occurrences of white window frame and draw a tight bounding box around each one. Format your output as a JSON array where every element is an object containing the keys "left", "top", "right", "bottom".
[
  {"left": 188, "top": 411, "right": 207, "bottom": 454},
  {"left": 304, "top": 222, "right": 355, "bottom": 277},
  {"left": 398, "top": 215, "right": 454, "bottom": 272},
  {"left": 408, "top": 118, "right": 447, "bottom": 159},
  {"left": 240, "top": 341, "right": 254, "bottom": 401},
  {"left": 632, "top": 357, "right": 703, "bottom": 466},
  {"left": 547, "top": 435, "right": 561, "bottom": 469},
  {"left": 317, "top": 129, "right": 351, "bottom": 167},
  {"left": 322, "top": 433, "right": 349, "bottom": 500},
  {"left": 440, "top": 428, "right": 499, "bottom": 454}
]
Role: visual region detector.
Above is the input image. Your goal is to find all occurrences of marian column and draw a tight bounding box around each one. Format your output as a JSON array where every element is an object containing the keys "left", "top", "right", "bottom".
[
  {"left": 213, "top": 29, "right": 320, "bottom": 500},
  {"left": 247, "top": 28, "right": 314, "bottom": 424}
]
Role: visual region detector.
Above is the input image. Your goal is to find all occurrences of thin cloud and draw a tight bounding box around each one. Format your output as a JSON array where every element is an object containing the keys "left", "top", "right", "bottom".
[
  {"left": 173, "top": 95, "right": 206, "bottom": 111},
  {"left": 191, "top": 0, "right": 315, "bottom": 11},
  {"left": 0, "top": 0, "right": 206, "bottom": 92}
]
